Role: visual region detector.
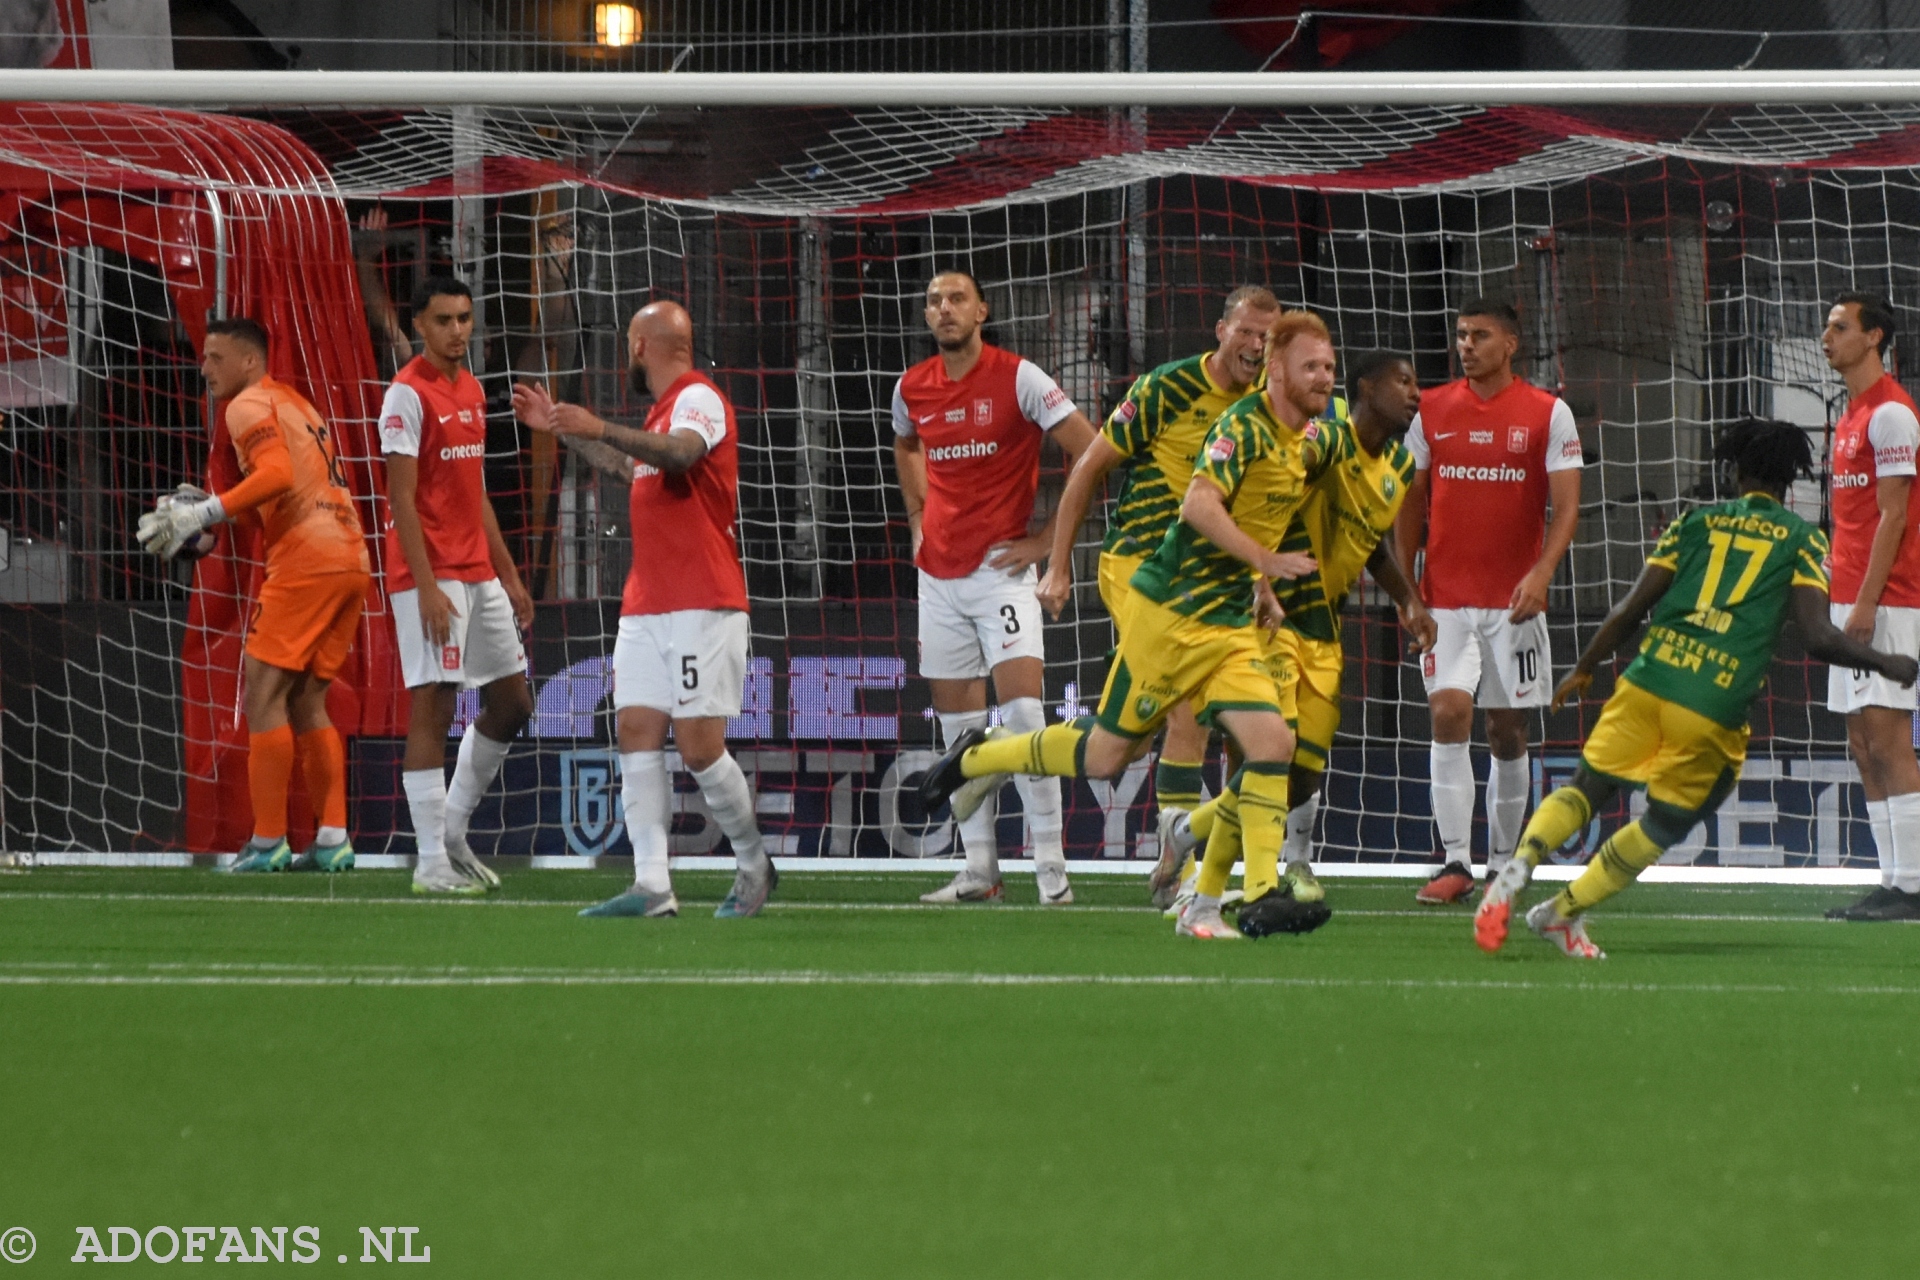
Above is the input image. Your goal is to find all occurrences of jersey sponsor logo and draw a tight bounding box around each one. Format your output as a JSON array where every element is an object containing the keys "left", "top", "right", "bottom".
[
  {"left": 925, "top": 438, "right": 1000, "bottom": 463},
  {"left": 1877, "top": 443, "right": 1916, "bottom": 467},
  {"left": 1834, "top": 470, "right": 1874, "bottom": 489},
  {"left": 1469, "top": 430, "right": 1494, "bottom": 444},
  {"left": 1436, "top": 462, "right": 1528, "bottom": 482},
  {"left": 1560, "top": 438, "right": 1583, "bottom": 459},
  {"left": 1042, "top": 386, "right": 1068, "bottom": 410},
  {"left": 438, "top": 442, "right": 486, "bottom": 461},
  {"left": 1508, "top": 426, "right": 1529, "bottom": 453},
  {"left": 382, "top": 414, "right": 407, "bottom": 435},
  {"left": 973, "top": 398, "right": 993, "bottom": 426},
  {"left": 943, "top": 407, "right": 966, "bottom": 423},
  {"left": 1207, "top": 436, "right": 1236, "bottom": 462},
  {"left": 459, "top": 409, "right": 475, "bottom": 423}
]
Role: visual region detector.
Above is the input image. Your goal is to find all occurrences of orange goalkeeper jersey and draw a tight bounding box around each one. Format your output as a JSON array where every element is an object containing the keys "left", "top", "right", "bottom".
[{"left": 221, "top": 376, "right": 370, "bottom": 579}]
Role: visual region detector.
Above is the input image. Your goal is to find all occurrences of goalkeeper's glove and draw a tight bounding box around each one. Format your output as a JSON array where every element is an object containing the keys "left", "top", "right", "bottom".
[{"left": 137, "top": 489, "right": 226, "bottom": 558}]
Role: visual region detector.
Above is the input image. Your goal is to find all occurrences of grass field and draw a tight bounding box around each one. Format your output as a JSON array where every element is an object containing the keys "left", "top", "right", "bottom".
[{"left": 3, "top": 867, "right": 1917, "bottom": 1278}]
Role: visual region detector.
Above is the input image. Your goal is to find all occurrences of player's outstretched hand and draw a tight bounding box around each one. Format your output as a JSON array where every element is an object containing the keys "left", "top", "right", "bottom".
[
  {"left": 1550, "top": 667, "right": 1592, "bottom": 712},
  {"left": 1260, "top": 550, "right": 1317, "bottom": 581},
  {"left": 511, "top": 381, "right": 555, "bottom": 432},
  {"left": 1885, "top": 654, "right": 1919, "bottom": 689},
  {"left": 1399, "top": 599, "right": 1437, "bottom": 653},
  {"left": 986, "top": 533, "right": 1048, "bottom": 576},
  {"left": 1035, "top": 565, "right": 1072, "bottom": 620}
]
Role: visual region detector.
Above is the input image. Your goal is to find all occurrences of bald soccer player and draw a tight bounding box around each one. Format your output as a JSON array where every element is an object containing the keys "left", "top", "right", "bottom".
[{"left": 514, "top": 302, "right": 774, "bottom": 920}]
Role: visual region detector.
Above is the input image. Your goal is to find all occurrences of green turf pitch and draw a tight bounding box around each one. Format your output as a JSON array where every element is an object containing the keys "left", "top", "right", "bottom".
[{"left": 2, "top": 870, "right": 1916, "bottom": 1278}]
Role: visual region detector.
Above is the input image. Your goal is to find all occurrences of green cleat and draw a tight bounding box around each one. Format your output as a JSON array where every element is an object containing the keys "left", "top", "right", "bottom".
[
  {"left": 292, "top": 838, "right": 355, "bottom": 873},
  {"left": 1282, "top": 860, "right": 1325, "bottom": 904},
  {"left": 227, "top": 838, "right": 292, "bottom": 873}
]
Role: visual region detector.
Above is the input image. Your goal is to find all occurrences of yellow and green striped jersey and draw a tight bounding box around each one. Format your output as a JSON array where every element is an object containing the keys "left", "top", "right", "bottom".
[
  {"left": 1100, "top": 353, "right": 1244, "bottom": 557},
  {"left": 1130, "top": 390, "right": 1332, "bottom": 628},
  {"left": 1274, "top": 416, "right": 1417, "bottom": 643}
]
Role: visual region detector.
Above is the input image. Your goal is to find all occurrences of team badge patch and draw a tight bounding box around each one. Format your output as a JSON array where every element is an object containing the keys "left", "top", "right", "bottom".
[
  {"left": 1134, "top": 693, "right": 1161, "bottom": 721},
  {"left": 1114, "top": 400, "right": 1136, "bottom": 424},
  {"left": 1207, "top": 436, "right": 1236, "bottom": 463},
  {"left": 973, "top": 398, "right": 992, "bottom": 426},
  {"left": 1508, "top": 426, "right": 1528, "bottom": 453},
  {"left": 1382, "top": 475, "right": 1396, "bottom": 499}
]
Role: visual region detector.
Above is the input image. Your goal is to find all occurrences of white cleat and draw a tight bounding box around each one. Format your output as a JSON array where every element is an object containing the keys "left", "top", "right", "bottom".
[
  {"left": 1474, "top": 857, "right": 1535, "bottom": 953},
  {"left": 1526, "top": 898, "right": 1605, "bottom": 960},
  {"left": 1175, "top": 900, "right": 1241, "bottom": 940},
  {"left": 947, "top": 727, "right": 1012, "bottom": 823},
  {"left": 1163, "top": 868, "right": 1198, "bottom": 919},
  {"left": 444, "top": 833, "right": 501, "bottom": 891},
  {"left": 919, "top": 869, "right": 1005, "bottom": 904},
  {"left": 1036, "top": 860, "right": 1073, "bottom": 906},
  {"left": 412, "top": 859, "right": 487, "bottom": 897},
  {"left": 1148, "top": 807, "right": 1191, "bottom": 910}
]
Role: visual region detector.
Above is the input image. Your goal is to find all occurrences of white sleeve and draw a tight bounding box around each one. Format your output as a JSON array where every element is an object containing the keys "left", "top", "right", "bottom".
[
  {"left": 1545, "top": 398, "right": 1584, "bottom": 472},
  {"left": 1868, "top": 401, "right": 1920, "bottom": 477},
  {"left": 1015, "top": 359, "right": 1077, "bottom": 430},
  {"left": 890, "top": 379, "right": 915, "bottom": 438},
  {"left": 667, "top": 383, "right": 728, "bottom": 453},
  {"left": 1404, "top": 412, "right": 1429, "bottom": 470},
  {"left": 378, "top": 382, "right": 423, "bottom": 456}
]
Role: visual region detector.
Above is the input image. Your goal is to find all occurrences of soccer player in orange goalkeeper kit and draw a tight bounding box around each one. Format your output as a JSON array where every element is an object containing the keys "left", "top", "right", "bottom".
[{"left": 139, "top": 317, "right": 372, "bottom": 872}]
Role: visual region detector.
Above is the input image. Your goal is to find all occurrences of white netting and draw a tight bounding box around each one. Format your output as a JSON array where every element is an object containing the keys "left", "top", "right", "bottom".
[{"left": 1, "top": 95, "right": 1912, "bottom": 868}]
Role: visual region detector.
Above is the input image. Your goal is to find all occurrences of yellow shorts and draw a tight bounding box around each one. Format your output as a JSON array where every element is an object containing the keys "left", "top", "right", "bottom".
[
  {"left": 1095, "top": 595, "right": 1279, "bottom": 739},
  {"left": 1097, "top": 549, "right": 1149, "bottom": 637},
  {"left": 1262, "top": 627, "right": 1343, "bottom": 772},
  {"left": 1581, "top": 676, "right": 1749, "bottom": 812}
]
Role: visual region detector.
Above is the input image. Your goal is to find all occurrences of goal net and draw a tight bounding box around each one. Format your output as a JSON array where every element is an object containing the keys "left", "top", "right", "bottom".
[{"left": 1, "top": 89, "right": 1912, "bottom": 871}]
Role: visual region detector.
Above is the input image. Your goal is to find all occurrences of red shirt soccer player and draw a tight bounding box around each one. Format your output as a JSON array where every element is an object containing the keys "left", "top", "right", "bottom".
[
  {"left": 1820, "top": 292, "right": 1920, "bottom": 922},
  {"left": 893, "top": 271, "right": 1095, "bottom": 906},
  {"left": 1394, "top": 298, "right": 1584, "bottom": 904},
  {"left": 380, "top": 276, "right": 535, "bottom": 896},
  {"left": 513, "top": 302, "right": 773, "bottom": 920}
]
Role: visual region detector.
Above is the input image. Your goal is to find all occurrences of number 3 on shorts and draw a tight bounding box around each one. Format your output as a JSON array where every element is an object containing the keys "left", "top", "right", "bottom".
[
  {"left": 1000, "top": 603, "right": 1021, "bottom": 635},
  {"left": 681, "top": 654, "right": 699, "bottom": 690}
]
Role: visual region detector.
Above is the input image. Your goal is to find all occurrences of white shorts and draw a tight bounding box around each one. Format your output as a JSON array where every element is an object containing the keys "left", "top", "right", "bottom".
[
  {"left": 917, "top": 563, "right": 1046, "bottom": 680},
  {"left": 1826, "top": 603, "right": 1920, "bottom": 714},
  {"left": 1419, "top": 606, "right": 1552, "bottom": 709},
  {"left": 391, "top": 577, "right": 526, "bottom": 690},
  {"left": 613, "top": 609, "right": 750, "bottom": 718}
]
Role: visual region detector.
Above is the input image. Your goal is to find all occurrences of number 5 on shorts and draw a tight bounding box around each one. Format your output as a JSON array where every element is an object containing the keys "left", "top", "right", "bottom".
[{"left": 681, "top": 655, "right": 699, "bottom": 690}]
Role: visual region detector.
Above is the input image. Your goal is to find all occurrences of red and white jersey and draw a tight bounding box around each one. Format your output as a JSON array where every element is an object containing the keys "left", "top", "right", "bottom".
[
  {"left": 1406, "top": 377, "right": 1583, "bottom": 610},
  {"left": 623, "top": 369, "right": 749, "bottom": 617},
  {"left": 892, "top": 342, "right": 1076, "bottom": 579},
  {"left": 378, "top": 356, "right": 492, "bottom": 593},
  {"left": 1830, "top": 373, "right": 1920, "bottom": 607}
]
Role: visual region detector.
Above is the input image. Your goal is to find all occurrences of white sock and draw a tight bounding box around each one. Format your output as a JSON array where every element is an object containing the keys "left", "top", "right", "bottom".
[
  {"left": 1429, "top": 741, "right": 1474, "bottom": 867},
  {"left": 1001, "top": 697, "right": 1065, "bottom": 870},
  {"left": 692, "top": 753, "right": 767, "bottom": 872},
  {"left": 316, "top": 825, "right": 347, "bottom": 846},
  {"left": 445, "top": 724, "right": 512, "bottom": 844},
  {"left": 402, "top": 769, "right": 447, "bottom": 871},
  {"left": 937, "top": 709, "right": 998, "bottom": 878},
  {"left": 1867, "top": 798, "right": 1894, "bottom": 889},
  {"left": 1487, "top": 753, "right": 1530, "bottom": 870},
  {"left": 1887, "top": 792, "right": 1920, "bottom": 893},
  {"left": 621, "top": 750, "right": 671, "bottom": 894},
  {"left": 1283, "top": 791, "right": 1318, "bottom": 866}
]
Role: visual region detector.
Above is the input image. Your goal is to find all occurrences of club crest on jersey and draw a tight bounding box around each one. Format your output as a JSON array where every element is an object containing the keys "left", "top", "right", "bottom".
[
  {"left": 1507, "top": 426, "right": 1528, "bottom": 453},
  {"left": 973, "top": 398, "right": 993, "bottom": 426},
  {"left": 1207, "top": 436, "right": 1236, "bottom": 463},
  {"left": 1381, "top": 474, "right": 1396, "bottom": 499}
]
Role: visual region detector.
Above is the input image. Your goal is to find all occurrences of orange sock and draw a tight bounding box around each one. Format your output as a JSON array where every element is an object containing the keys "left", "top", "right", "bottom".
[
  {"left": 248, "top": 725, "right": 296, "bottom": 842},
  {"left": 298, "top": 726, "right": 348, "bottom": 831}
]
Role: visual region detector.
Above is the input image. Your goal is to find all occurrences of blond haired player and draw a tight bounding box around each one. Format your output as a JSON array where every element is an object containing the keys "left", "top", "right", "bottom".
[
  {"left": 920, "top": 310, "right": 1336, "bottom": 941},
  {"left": 1037, "top": 286, "right": 1280, "bottom": 904},
  {"left": 139, "top": 317, "right": 371, "bottom": 872}
]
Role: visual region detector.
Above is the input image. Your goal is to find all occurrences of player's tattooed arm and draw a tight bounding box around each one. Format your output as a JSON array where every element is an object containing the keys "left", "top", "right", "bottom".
[
  {"left": 511, "top": 380, "right": 703, "bottom": 476},
  {"left": 1368, "top": 536, "right": 1436, "bottom": 652},
  {"left": 594, "top": 420, "right": 706, "bottom": 475},
  {"left": 556, "top": 435, "right": 643, "bottom": 482},
  {"left": 1794, "top": 585, "right": 1920, "bottom": 686},
  {"left": 1551, "top": 561, "right": 1674, "bottom": 710}
]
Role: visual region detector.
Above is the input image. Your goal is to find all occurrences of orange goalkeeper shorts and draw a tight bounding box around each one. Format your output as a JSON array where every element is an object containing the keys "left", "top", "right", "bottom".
[{"left": 246, "top": 569, "right": 370, "bottom": 681}]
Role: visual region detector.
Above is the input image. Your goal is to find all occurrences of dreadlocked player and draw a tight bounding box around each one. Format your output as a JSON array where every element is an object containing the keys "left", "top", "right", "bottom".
[{"left": 1474, "top": 420, "right": 1918, "bottom": 959}]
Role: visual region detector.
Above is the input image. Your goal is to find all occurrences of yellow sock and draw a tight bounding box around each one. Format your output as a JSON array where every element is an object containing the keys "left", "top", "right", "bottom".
[
  {"left": 1188, "top": 793, "right": 1224, "bottom": 843},
  {"left": 1196, "top": 788, "right": 1242, "bottom": 898},
  {"left": 1555, "top": 820, "right": 1662, "bottom": 917},
  {"left": 962, "top": 722, "right": 1087, "bottom": 778},
  {"left": 1516, "top": 786, "right": 1593, "bottom": 867},
  {"left": 1235, "top": 762, "right": 1291, "bottom": 903}
]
